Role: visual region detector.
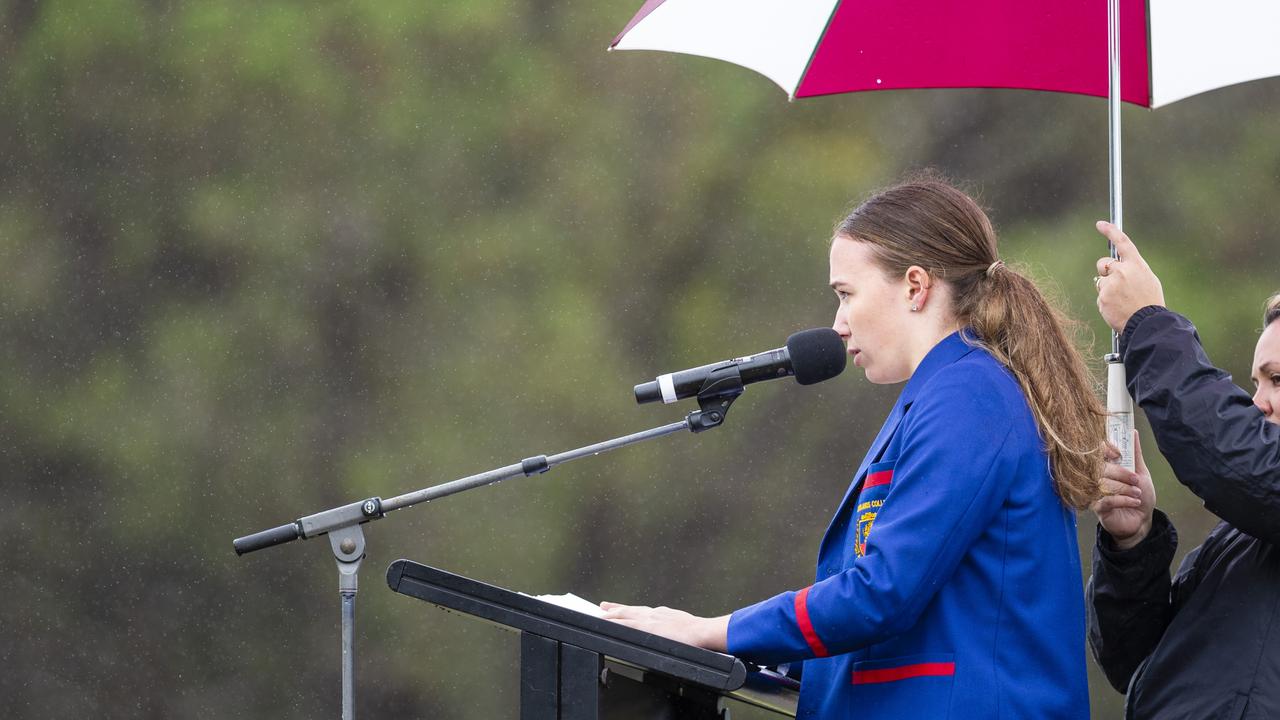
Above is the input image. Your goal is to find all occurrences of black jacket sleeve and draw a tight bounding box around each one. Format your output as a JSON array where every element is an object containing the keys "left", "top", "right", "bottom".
[
  {"left": 1087, "top": 510, "right": 1179, "bottom": 692},
  {"left": 1121, "top": 306, "right": 1280, "bottom": 544}
]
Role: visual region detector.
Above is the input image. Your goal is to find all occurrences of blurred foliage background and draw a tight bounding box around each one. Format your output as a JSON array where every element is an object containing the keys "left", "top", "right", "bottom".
[{"left": 2, "top": 0, "right": 1277, "bottom": 717}]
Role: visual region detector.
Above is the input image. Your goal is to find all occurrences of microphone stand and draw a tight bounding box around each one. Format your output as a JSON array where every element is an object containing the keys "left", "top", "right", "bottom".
[{"left": 232, "top": 366, "right": 748, "bottom": 720}]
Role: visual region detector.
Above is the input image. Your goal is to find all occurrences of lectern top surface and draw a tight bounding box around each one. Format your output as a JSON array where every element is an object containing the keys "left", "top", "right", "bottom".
[{"left": 386, "top": 559, "right": 747, "bottom": 692}]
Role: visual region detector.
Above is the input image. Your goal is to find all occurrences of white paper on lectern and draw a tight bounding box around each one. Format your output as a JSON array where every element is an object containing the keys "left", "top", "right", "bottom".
[{"left": 520, "top": 591, "right": 606, "bottom": 618}]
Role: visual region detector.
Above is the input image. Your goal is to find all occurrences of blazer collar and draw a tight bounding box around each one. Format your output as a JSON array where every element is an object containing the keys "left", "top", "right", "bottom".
[
  {"left": 848, "top": 330, "right": 980, "bottom": 489},
  {"left": 896, "top": 329, "right": 981, "bottom": 411}
]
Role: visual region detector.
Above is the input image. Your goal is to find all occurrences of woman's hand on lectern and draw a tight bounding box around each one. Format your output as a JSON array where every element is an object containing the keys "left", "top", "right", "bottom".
[{"left": 599, "top": 602, "right": 729, "bottom": 652}]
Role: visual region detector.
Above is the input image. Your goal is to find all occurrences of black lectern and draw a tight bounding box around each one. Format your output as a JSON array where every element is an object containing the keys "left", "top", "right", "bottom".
[{"left": 387, "top": 560, "right": 798, "bottom": 719}]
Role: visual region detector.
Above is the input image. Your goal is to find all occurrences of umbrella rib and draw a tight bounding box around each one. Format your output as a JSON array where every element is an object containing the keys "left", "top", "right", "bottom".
[{"left": 790, "top": 1, "right": 844, "bottom": 101}]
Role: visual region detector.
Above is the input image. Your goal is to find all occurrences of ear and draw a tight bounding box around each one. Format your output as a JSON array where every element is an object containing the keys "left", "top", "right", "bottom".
[{"left": 904, "top": 266, "right": 933, "bottom": 311}]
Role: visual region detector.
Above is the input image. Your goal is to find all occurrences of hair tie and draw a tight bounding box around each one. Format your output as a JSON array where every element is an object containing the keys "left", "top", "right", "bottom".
[{"left": 986, "top": 259, "right": 1005, "bottom": 277}]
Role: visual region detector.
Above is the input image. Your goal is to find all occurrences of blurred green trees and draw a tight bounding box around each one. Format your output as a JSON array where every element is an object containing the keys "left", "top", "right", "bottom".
[{"left": 2, "top": 0, "right": 1278, "bottom": 716}]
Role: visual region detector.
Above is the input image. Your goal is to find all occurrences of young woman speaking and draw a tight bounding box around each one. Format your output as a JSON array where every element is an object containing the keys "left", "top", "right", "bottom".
[{"left": 604, "top": 177, "right": 1104, "bottom": 720}]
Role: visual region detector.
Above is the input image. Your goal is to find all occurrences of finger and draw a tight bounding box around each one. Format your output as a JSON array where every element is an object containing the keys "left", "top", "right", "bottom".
[
  {"left": 1095, "top": 256, "right": 1118, "bottom": 277},
  {"left": 1103, "top": 441, "right": 1119, "bottom": 462},
  {"left": 1101, "top": 463, "right": 1129, "bottom": 480},
  {"left": 600, "top": 601, "right": 623, "bottom": 610},
  {"left": 602, "top": 610, "right": 646, "bottom": 623},
  {"left": 1095, "top": 221, "right": 1144, "bottom": 265},
  {"left": 1133, "top": 430, "right": 1150, "bottom": 474},
  {"left": 1100, "top": 456, "right": 1141, "bottom": 479},
  {"left": 600, "top": 603, "right": 648, "bottom": 618},
  {"left": 1101, "top": 473, "right": 1140, "bottom": 492},
  {"left": 1093, "top": 495, "right": 1143, "bottom": 513},
  {"left": 1101, "top": 464, "right": 1140, "bottom": 484},
  {"left": 1100, "top": 477, "right": 1140, "bottom": 497}
]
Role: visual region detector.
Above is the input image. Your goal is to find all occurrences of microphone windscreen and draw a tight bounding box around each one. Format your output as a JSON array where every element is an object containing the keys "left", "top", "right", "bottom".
[{"left": 787, "top": 328, "right": 847, "bottom": 385}]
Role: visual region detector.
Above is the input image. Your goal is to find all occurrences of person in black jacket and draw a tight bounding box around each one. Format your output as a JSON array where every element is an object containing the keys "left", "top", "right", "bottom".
[{"left": 1087, "top": 220, "right": 1280, "bottom": 719}]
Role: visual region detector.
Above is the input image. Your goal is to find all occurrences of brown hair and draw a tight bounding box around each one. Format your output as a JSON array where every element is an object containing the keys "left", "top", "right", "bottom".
[
  {"left": 1265, "top": 292, "right": 1280, "bottom": 328},
  {"left": 835, "top": 175, "right": 1105, "bottom": 509}
]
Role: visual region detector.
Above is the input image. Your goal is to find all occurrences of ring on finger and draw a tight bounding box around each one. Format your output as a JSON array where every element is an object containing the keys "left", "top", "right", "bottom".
[{"left": 1093, "top": 275, "right": 1103, "bottom": 290}]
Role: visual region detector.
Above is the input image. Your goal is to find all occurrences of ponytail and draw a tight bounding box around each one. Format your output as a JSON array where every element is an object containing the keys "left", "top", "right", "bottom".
[
  {"left": 965, "top": 264, "right": 1106, "bottom": 509},
  {"left": 836, "top": 175, "right": 1106, "bottom": 508}
]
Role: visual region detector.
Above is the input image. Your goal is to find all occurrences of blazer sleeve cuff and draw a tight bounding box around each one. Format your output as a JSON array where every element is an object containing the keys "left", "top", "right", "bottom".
[{"left": 727, "top": 589, "right": 821, "bottom": 665}]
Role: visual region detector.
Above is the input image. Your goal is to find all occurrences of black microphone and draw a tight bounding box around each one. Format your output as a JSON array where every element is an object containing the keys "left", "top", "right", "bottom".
[{"left": 634, "top": 328, "right": 846, "bottom": 404}]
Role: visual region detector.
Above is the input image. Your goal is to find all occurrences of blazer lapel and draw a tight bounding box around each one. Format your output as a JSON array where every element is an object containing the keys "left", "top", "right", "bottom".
[
  {"left": 840, "top": 400, "right": 906, "bottom": 509},
  {"left": 818, "top": 399, "right": 908, "bottom": 560},
  {"left": 816, "top": 331, "right": 980, "bottom": 562}
]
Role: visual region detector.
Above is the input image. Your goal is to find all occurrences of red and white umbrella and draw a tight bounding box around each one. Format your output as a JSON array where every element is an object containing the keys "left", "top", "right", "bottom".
[
  {"left": 611, "top": 0, "right": 1280, "bottom": 469},
  {"left": 610, "top": 0, "right": 1280, "bottom": 109}
]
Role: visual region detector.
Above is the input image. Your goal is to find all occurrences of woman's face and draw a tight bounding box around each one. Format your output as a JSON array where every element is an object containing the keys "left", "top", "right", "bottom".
[
  {"left": 1250, "top": 321, "right": 1280, "bottom": 424},
  {"left": 829, "top": 236, "right": 916, "bottom": 384}
]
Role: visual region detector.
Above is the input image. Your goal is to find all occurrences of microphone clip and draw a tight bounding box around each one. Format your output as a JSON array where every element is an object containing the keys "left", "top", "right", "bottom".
[{"left": 686, "top": 364, "right": 745, "bottom": 433}]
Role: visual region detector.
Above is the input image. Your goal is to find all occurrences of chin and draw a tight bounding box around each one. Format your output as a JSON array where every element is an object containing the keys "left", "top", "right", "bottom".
[
  {"left": 862, "top": 368, "right": 895, "bottom": 385},
  {"left": 863, "top": 364, "right": 909, "bottom": 385}
]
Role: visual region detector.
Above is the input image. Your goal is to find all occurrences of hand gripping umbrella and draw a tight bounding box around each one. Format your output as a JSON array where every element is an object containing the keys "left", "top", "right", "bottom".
[{"left": 611, "top": 0, "right": 1280, "bottom": 469}]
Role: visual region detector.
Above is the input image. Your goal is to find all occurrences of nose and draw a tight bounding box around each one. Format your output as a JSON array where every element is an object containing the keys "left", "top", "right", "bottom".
[
  {"left": 832, "top": 310, "right": 849, "bottom": 339},
  {"left": 1253, "top": 387, "right": 1272, "bottom": 418}
]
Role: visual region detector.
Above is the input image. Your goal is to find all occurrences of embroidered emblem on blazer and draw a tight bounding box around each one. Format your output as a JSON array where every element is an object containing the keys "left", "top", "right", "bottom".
[{"left": 855, "top": 466, "right": 893, "bottom": 557}]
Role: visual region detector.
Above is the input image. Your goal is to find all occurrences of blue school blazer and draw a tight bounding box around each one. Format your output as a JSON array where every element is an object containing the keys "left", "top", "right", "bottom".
[{"left": 727, "top": 331, "right": 1089, "bottom": 719}]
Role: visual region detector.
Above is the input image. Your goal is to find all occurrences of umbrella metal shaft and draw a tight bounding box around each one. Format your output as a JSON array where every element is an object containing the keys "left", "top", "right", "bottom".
[{"left": 1108, "top": 0, "right": 1123, "bottom": 356}]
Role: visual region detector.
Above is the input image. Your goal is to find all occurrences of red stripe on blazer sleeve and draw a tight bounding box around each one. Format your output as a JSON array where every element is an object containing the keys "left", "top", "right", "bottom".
[{"left": 795, "top": 586, "right": 830, "bottom": 657}]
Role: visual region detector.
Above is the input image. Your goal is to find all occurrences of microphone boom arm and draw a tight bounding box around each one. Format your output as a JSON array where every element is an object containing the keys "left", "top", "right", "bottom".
[
  {"left": 229, "top": 377, "right": 753, "bottom": 718},
  {"left": 233, "top": 370, "right": 751, "bottom": 556}
]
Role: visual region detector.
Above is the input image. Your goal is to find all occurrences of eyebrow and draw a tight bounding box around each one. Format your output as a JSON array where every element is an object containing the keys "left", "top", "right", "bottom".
[{"left": 1252, "top": 362, "right": 1280, "bottom": 382}]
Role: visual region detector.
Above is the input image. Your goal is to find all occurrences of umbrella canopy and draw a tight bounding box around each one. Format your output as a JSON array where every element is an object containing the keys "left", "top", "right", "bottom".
[
  {"left": 611, "top": 0, "right": 1280, "bottom": 474},
  {"left": 611, "top": 0, "right": 1280, "bottom": 108}
]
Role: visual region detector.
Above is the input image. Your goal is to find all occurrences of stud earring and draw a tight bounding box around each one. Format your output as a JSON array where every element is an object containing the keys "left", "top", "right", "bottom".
[{"left": 910, "top": 304, "right": 920, "bottom": 312}]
